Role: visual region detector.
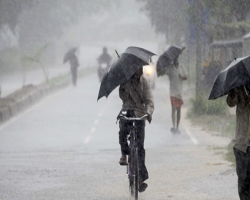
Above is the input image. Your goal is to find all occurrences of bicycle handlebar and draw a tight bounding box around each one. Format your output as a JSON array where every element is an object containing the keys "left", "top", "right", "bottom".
[{"left": 117, "top": 114, "right": 148, "bottom": 121}]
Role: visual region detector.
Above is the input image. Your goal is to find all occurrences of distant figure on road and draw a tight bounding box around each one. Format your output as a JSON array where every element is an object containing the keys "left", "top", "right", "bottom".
[
  {"left": 226, "top": 84, "right": 250, "bottom": 200},
  {"left": 69, "top": 52, "right": 79, "bottom": 86},
  {"left": 156, "top": 46, "right": 187, "bottom": 134},
  {"left": 97, "top": 47, "right": 112, "bottom": 82},
  {"left": 166, "top": 58, "right": 187, "bottom": 134},
  {"left": 164, "top": 57, "right": 187, "bottom": 134},
  {"left": 63, "top": 47, "right": 79, "bottom": 86}
]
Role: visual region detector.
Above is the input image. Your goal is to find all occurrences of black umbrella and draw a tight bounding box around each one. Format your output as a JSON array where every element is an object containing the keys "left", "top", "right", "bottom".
[
  {"left": 208, "top": 55, "right": 250, "bottom": 100},
  {"left": 156, "top": 54, "right": 172, "bottom": 77},
  {"left": 97, "top": 46, "right": 156, "bottom": 101},
  {"left": 165, "top": 45, "right": 185, "bottom": 61},
  {"left": 63, "top": 47, "right": 77, "bottom": 64},
  {"left": 156, "top": 45, "right": 185, "bottom": 77}
]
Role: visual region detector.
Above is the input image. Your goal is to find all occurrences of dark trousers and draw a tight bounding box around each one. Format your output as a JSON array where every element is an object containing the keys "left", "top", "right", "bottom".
[
  {"left": 234, "top": 147, "right": 250, "bottom": 200},
  {"left": 119, "top": 119, "right": 148, "bottom": 182},
  {"left": 71, "top": 67, "right": 77, "bottom": 86}
]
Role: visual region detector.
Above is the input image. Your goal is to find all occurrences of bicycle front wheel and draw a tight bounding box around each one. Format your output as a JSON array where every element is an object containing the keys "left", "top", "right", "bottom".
[{"left": 129, "top": 147, "right": 139, "bottom": 200}]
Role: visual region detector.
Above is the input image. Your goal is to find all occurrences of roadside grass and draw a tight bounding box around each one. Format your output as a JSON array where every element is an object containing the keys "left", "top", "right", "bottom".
[
  {"left": 40, "top": 67, "right": 95, "bottom": 87},
  {"left": 186, "top": 96, "right": 236, "bottom": 166}
]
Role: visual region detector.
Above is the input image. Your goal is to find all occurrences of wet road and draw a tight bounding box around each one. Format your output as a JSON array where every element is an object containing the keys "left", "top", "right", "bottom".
[{"left": 0, "top": 73, "right": 238, "bottom": 199}]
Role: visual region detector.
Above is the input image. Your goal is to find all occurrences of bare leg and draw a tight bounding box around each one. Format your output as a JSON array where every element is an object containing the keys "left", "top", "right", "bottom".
[
  {"left": 176, "top": 108, "right": 181, "bottom": 129},
  {"left": 171, "top": 105, "right": 176, "bottom": 129}
]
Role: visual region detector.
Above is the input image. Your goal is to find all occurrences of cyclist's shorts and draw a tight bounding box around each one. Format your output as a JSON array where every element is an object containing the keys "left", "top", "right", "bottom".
[{"left": 170, "top": 96, "right": 183, "bottom": 108}]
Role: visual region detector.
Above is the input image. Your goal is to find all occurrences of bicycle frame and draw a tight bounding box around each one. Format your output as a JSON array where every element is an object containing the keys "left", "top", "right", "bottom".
[
  {"left": 117, "top": 113, "right": 148, "bottom": 200},
  {"left": 128, "top": 124, "right": 139, "bottom": 199}
]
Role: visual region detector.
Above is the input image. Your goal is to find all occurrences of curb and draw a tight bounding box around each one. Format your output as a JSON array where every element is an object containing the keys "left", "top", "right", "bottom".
[{"left": 0, "top": 67, "right": 94, "bottom": 125}]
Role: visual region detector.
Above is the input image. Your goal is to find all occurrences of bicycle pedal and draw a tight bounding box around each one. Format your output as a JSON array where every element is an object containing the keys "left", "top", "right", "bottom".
[{"left": 119, "top": 162, "right": 128, "bottom": 166}]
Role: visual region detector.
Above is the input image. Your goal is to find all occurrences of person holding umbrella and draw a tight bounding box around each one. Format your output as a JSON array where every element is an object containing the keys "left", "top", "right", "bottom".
[
  {"left": 97, "top": 46, "right": 155, "bottom": 193},
  {"left": 209, "top": 55, "right": 250, "bottom": 199},
  {"left": 63, "top": 47, "right": 79, "bottom": 86},
  {"left": 118, "top": 66, "right": 154, "bottom": 192},
  {"left": 156, "top": 46, "right": 187, "bottom": 134},
  {"left": 226, "top": 84, "right": 250, "bottom": 200}
]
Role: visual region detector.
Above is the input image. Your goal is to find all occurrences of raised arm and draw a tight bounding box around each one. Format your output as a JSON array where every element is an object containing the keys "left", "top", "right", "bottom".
[
  {"left": 226, "top": 89, "right": 238, "bottom": 107},
  {"left": 143, "top": 79, "right": 154, "bottom": 122}
]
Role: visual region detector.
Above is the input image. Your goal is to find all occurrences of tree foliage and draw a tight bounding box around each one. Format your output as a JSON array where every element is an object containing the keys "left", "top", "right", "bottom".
[
  {"left": 0, "top": 0, "right": 118, "bottom": 49},
  {"left": 18, "top": 0, "right": 118, "bottom": 48},
  {"left": 137, "top": 0, "right": 250, "bottom": 44},
  {"left": 0, "top": 0, "right": 36, "bottom": 32},
  {"left": 201, "top": 0, "right": 250, "bottom": 40},
  {"left": 136, "top": 0, "right": 189, "bottom": 45}
]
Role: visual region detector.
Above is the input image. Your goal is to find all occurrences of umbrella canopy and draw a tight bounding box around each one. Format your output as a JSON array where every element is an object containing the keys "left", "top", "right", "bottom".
[
  {"left": 165, "top": 45, "right": 185, "bottom": 61},
  {"left": 156, "top": 54, "right": 172, "bottom": 77},
  {"left": 97, "top": 46, "right": 156, "bottom": 101},
  {"left": 156, "top": 45, "right": 185, "bottom": 77},
  {"left": 63, "top": 47, "right": 77, "bottom": 64},
  {"left": 208, "top": 55, "right": 250, "bottom": 100}
]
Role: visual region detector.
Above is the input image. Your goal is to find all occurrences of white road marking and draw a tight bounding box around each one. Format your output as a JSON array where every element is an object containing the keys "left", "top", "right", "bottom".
[
  {"left": 84, "top": 136, "right": 92, "bottom": 144},
  {"left": 185, "top": 128, "right": 199, "bottom": 145},
  {"left": 84, "top": 100, "right": 109, "bottom": 144}
]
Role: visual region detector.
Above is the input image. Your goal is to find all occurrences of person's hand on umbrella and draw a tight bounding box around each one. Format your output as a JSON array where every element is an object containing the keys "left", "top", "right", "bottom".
[
  {"left": 245, "top": 95, "right": 250, "bottom": 104},
  {"left": 146, "top": 113, "right": 152, "bottom": 123},
  {"left": 241, "top": 84, "right": 250, "bottom": 104},
  {"left": 228, "top": 89, "right": 236, "bottom": 99},
  {"left": 179, "top": 74, "right": 187, "bottom": 80}
]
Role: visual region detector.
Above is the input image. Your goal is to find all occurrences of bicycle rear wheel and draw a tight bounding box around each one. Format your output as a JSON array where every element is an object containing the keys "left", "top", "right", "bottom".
[{"left": 129, "top": 147, "right": 139, "bottom": 200}]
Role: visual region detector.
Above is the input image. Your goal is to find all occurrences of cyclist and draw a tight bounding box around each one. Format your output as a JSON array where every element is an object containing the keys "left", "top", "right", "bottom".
[
  {"left": 97, "top": 47, "right": 112, "bottom": 81},
  {"left": 98, "top": 47, "right": 112, "bottom": 65},
  {"left": 118, "top": 67, "right": 154, "bottom": 192}
]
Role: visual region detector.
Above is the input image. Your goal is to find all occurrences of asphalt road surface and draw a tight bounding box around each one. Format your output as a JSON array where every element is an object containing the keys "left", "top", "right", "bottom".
[{"left": 0, "top": 72, "right": 238, "bottom": 200}]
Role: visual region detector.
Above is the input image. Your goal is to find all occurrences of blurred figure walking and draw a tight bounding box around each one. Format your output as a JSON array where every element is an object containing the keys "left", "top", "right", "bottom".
[
  {"left": 63, "top": 47, "right": 79, "bottom": 86},
  {"left": 69, "top": 52, "right": 79, "bottom": 86},
  {"left": 166, "top": 58, "right": 187, "bottom": 134},
  {"left": 156, "top": 46, "right": 187, "bottom": 134}
]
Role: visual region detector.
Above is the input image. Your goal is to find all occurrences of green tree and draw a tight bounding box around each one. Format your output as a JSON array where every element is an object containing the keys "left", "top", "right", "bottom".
[
  {"left": 0, "top": 0, "right": 35, "bottom": 33},
  {"left": 136, "top": 0, "right": 189, "bottom": 45},
  {"left": 202, "top": 0, "right": 250, "bottom": 40},
  {"left": 18, "top": 0, "right": 118, "bottom": 49}
]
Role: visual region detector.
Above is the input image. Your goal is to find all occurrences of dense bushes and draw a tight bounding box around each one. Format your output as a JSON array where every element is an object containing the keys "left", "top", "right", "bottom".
[{"left": 187, "top": 95, "right": 229, "bottom": 117}]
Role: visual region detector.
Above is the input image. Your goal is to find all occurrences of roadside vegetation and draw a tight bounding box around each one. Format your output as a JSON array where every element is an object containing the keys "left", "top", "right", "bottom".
[{"left": 186, "top": 91, "right": 236, "bottom": 165}]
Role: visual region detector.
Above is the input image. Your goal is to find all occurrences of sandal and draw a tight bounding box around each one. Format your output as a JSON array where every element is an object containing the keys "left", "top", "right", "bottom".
[{"left": 138, "top": 182, "right": 148, "bottom": 192}]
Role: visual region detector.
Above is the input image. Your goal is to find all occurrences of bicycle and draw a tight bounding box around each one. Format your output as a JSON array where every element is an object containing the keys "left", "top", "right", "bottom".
[{"left": 117, "top": 111, "right": 148, "bottom": 200}]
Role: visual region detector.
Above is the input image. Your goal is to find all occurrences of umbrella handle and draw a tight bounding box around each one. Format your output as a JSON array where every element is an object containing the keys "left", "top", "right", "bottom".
[
  {"left": 244, "top": 85, "right": 249, "bottom": 95},
  {"left": 115, "top": 50, "right": 120, "bottom": 58}
]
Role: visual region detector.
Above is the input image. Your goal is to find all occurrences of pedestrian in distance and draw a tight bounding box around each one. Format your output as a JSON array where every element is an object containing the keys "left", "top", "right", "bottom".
[
  {"left": 169, "top": 59, "right": 187, "bottom": 134},
  {"left": 156, "top": 46, "right": 187, "bottom": 134},
  {"left": 118, "top": 67, "right": 154, "bottom": 192},
  {"left": 69, "top": 52, "right": 79, "bottom": 86},
  {"left": 226, "top": 83, "right": 250, "bottom": 200},
  {"left": 63, "top": 47, "right": 80, "bottom": 86},
  {"left": 163, "top": 57, "right": 187, "bottom": 134}
]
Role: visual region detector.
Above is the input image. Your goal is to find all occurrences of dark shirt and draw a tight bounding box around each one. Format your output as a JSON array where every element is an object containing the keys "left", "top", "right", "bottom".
[
  {"left": 98, "top": 53, "right": 111, "bottom": 66},
  {"left": 226, "top": 87, "right": 250, "bottom": 153},
  {"left": 119, "top": 76, "right": 154, "bottom": 118}
]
